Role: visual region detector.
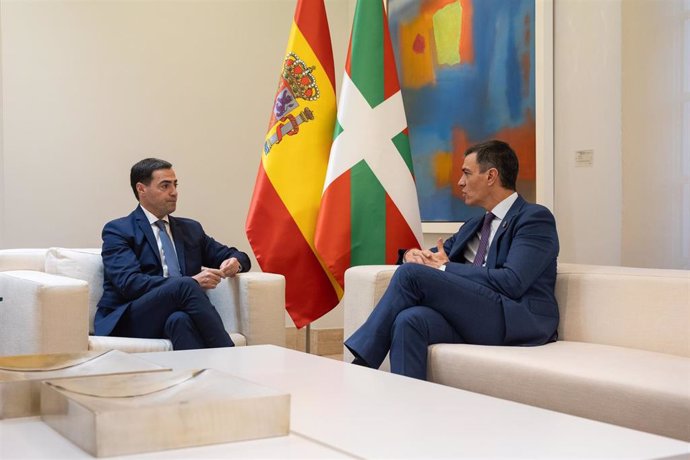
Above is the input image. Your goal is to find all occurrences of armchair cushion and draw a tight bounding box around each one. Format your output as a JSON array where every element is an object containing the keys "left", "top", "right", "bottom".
[
  {"left": 0, "top": 248, "right": 48, "bottom": 271},
  {"left": 44, "top": 248, "right": 103, "bottom": 334}
]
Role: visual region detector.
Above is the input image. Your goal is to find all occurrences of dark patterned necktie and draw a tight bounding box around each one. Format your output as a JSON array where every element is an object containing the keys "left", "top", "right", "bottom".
[
  {"left": 472, "top": 212, "right": 495, "bottom": 266},
  {"left": 154, "top": 220, "right": 181, "bottom": 277}
]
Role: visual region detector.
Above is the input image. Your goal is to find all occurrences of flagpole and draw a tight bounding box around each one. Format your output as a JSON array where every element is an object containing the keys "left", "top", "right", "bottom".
[{"left": 305, "top": 324, "right": 311, "bottom": 354}]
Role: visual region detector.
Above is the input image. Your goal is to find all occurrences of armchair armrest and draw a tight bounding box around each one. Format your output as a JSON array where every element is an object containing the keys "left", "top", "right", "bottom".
[
  {"left": 343, "top": 265, "right": 397, "bottom": 363},
  {"left": 0, "top": 271, "right": 89, "bottom": 356},
  {"left": 207, "top": 272, "right": 286, "bottom": 347}
]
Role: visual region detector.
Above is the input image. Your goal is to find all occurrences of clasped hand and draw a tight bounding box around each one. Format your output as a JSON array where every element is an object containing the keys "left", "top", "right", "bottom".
[
  {"left": 404, "top": 239, "right": 449, "bottom": 269},
  {"left": 192, "top": 257, "right": 241, "bottom": 289}
]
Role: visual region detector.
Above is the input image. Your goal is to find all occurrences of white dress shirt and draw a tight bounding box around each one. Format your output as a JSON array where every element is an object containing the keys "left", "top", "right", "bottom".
[
  {"left": 140, "top": 205, "right": 178, "bottom": 277},
  {"left": 461, "top": 192, "right": 518, "bottom": 266}
]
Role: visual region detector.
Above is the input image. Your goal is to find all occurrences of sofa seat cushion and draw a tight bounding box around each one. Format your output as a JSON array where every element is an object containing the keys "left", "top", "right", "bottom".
[
  {"left": 88, "top": 333, "right": 247, "bottom": 353},
  {"left": 427, "top": 341, "right": 690, "bottom": 441}
]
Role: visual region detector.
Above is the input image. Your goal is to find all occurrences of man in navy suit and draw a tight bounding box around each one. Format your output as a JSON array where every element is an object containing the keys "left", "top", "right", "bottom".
[
  {"left": 345, "top": 140, "right": 560, "bottom": 379},
  {"left": 95, "top": 158, "right": 251, "bottom": 350}
]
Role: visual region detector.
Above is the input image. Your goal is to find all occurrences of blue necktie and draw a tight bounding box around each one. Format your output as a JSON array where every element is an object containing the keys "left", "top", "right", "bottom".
[
  {"left": 155, "top": 220, "right": 182, "bottom": 277},
  {"left": 472, "top": 212, "right": 495, "bottom": 266}
]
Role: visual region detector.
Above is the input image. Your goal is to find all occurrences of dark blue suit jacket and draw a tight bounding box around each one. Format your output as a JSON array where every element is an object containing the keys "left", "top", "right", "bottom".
[
  {"left": 434, "top": 195, "right": 559, "bottom": 345},
  {"left": 95, "top": 206, "right": 251, "bottom": 336}
]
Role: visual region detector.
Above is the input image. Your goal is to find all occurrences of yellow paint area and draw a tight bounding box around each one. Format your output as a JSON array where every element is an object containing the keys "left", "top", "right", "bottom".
[
  {"left": 433, "top": 1, "right": 462, "bottom": 66},
  {"left": 432, "top": 151, "right": 453, "bottom": 188}
]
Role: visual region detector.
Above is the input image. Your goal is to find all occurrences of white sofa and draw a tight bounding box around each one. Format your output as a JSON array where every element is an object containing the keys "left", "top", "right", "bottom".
[
  {"left": 343, "top": 263, "right": 690, "bottom": 441},
  {"left": 0, "top": 248, "right": 286, "bottom": 355}
]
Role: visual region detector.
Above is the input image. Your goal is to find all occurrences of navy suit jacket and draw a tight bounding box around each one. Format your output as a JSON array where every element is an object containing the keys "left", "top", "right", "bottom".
[
  {"left": 95, "top": 206, "right": 251, "bottom": 336},
  {"left": 433, "top": 195, "right": 559, "bottom": 345}
]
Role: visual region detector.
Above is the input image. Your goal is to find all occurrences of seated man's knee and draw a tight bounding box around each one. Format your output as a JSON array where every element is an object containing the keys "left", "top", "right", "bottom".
[
  {"left": 393, "top": 307, "right": 429, "bottom": 335},
  {"left": 394, "top": 262, "right": 427, "bottom": 284},
  {"left": 164, "top": 311, "right": 194, "bottom": 336}
]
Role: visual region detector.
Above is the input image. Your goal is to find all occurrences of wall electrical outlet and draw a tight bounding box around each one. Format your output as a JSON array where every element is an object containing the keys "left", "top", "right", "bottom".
[{"left": 575, "top": 149, "right": 594, "bottom": 167}]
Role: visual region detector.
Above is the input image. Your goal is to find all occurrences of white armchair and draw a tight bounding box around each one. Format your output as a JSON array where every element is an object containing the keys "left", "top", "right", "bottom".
[{"left": 0, "top": 248, "right": 286, "bottom": 356}]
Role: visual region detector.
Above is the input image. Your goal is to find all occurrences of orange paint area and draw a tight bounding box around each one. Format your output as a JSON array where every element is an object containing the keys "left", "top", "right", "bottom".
[
  {"left": 449, "top": 114, "right": 536, "bottom": 199},
  {"left": 399, "top": 14, "right": 436, "bottom": 88},
  {"left": 458, "top": 0, "right": 473, "bottom": 64}
]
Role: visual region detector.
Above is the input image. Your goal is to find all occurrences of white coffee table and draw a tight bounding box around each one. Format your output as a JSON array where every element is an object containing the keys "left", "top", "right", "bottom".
[{"left": 2, "top": 345, "right": 689, "bottom": 459}]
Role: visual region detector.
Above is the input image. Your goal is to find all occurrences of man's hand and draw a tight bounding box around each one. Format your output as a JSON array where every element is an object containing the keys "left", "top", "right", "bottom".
[
  {"left": 192, "top": 267, "right": 224, "bottom": 289},
  {"left": 403, "top": 248, "right": 426, "bottom": 264},
  {"left": 219, "top": 257, "right": 242, "bottom": 278},
  {"left": 423, "top": 238, "right": 450, "bottom": 268},
  {"left": 403, "top": 239, "right": 449, "bottom": 269}
]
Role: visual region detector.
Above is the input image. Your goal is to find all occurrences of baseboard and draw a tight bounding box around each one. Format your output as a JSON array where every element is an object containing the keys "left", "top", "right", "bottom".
[{"left": 285, "top": 327, "right": 343, "bottom": 357}]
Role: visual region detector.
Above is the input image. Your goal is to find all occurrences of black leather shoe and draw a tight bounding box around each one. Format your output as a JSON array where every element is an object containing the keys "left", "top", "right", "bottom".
[{"left": 351, "top": 356, "right": 368, "bottom": 367}]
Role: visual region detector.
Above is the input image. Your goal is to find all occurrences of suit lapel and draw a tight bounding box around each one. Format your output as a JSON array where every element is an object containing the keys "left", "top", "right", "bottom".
[
  {"left": 486, "top": 195, "right": 525, "bottom": 267},
  {"left": 448, "top": 216, "right": 483, "bottom": 261},
  {"left": 169, "top": 216, "right": 187, "bottom": 276},
  {"left": 134, "top": 206, "right": 162, "bottom": 266}
]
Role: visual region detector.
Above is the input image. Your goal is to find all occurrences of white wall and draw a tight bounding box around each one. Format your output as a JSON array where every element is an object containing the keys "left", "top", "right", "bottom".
[
  {"left": 554, "top": 0, "right": 622, "bottom": 266},
  {"left": 0, "top": 0, "right": 351, "bottom": 251},
  {"left": 621, "top": 0, "right": 688, "bottom": 269},
  {"left": 553, "top": 0, "right": 688, "bottom": 270}
]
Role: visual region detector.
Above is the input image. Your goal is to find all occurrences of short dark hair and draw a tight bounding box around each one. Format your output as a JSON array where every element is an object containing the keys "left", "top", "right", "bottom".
[
  {"left": 464, "top": 140, "right": 519, "bottom": 191},
  {"left": 130, "top": 158, "right": 173, "bottom": 200}
]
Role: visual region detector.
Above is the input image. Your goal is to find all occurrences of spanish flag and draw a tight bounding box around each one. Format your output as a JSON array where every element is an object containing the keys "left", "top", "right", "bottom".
[{"left": 246, "top": 0, "right": 339, "bottom": 328}]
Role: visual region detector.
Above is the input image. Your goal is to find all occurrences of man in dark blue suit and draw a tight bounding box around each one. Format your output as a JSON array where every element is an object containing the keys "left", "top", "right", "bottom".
[
  {"left": 95, "top": 158, "right": 251, "bottom": 350},
  {"left": 345, "top": 140, "right": 560, "bottom": 379}
]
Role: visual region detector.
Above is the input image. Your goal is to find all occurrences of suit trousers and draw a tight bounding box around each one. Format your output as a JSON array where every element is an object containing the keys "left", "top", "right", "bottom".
[
  {"left": 112, "top": 277, "right": 234, "bottom": 350},
  {"left": 344, "top": 263, "right": 506, "bottom": 379}
]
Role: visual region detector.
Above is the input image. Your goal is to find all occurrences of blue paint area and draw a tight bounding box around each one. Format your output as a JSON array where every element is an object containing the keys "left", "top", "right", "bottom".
[{"left": 389, "top": 0, "right": 535, "bottom": 222}]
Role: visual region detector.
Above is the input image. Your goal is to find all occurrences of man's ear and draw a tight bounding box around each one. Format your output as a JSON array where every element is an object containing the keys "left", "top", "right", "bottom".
[
  {"left": 136, "top": 182, "right": 146, "bottom": 195},
  {"left": 486, "top": 167, "right": 499, "bottom": 186}
]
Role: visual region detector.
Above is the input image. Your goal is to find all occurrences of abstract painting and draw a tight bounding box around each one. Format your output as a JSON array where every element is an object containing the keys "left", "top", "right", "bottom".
[{"left": 388, "top": 0, "right": 536, "bottom": 222}]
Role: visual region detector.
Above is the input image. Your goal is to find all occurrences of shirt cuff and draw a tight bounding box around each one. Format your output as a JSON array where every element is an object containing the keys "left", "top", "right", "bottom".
[
  {"left": 401, "top": 249, "right": 412, "bottom": 263},
  {"left": 438, "top": 264, "right": 447, "bottom": 271}
]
